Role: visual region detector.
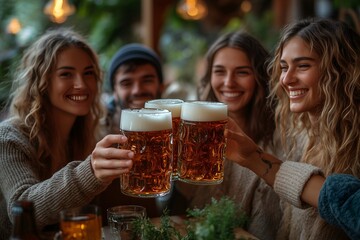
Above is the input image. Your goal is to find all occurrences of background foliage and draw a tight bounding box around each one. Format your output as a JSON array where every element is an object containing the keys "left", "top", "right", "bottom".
[{"left": 1, "top": 0, "right": 359, "bottom": 115}]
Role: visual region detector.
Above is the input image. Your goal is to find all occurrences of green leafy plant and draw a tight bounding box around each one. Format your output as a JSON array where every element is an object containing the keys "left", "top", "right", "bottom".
[
  {"left": 132, "top": 209, "right": 183, "bottom": 240},
  {"left": 186, "top": 197, "right": 248, "bottom": 240},
  {"left": 132, "top": 197, "right": 248, "bottom": 240}
]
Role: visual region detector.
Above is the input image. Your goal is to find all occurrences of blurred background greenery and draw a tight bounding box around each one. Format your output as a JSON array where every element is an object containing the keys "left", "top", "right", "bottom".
[{"left": 1, "top": 0, "right": 359, "bottom": 116}]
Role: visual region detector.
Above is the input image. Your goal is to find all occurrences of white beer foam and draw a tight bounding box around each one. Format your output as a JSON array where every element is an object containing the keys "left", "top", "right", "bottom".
[
  {"left": 120, "top": 108, "right": 172, "bottom": 131},
  {"left": 181, "top": 101, "right": 228, "bottom": 122},
  {"left": 145, "top": 99, "right": 184, "bottom": 118}
]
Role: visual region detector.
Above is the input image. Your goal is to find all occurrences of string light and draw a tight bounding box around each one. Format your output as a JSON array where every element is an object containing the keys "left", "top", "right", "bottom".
[
  {"left": 177, "top": 0, "right": 208, "bottom": 20},
  {"left": 241, "top": 0, "right": 252, "bottom": 13},
  {"left": 44, "top": 0, "right": 75, "bottom": 24},
  {"left": 7, "top": 18, "right": 22, "bottom": 34}
]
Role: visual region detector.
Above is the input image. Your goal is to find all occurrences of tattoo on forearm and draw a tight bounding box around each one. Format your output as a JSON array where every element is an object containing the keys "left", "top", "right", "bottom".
[{"left": 256, "top": 147, "right": 280, "bottom": 177}]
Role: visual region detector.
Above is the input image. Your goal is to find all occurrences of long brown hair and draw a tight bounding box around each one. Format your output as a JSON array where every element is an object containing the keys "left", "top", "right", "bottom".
[{"left": 198, "top": 30, "right": 275, "bottom": 147}]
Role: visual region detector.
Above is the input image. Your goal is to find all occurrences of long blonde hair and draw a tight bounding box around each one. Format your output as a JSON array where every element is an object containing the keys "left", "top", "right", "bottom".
[
  {"left": 269, "top": 18, "right": 360, "bottom": 177},
  {"left": 8, "top": 28, "right": 104, "bottom": 175}
]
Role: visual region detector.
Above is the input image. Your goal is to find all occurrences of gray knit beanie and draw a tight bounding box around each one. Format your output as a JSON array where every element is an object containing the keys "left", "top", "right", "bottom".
[{"left": 108, "top": 43, "right": 163, "bottom": 90}]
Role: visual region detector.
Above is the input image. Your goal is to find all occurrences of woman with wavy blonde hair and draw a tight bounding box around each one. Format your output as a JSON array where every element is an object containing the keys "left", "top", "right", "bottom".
[
  {"left": 226, "top": 18, "right": 360, "bottom": 239},
  {"left": 269, "top": 18, "right": 360, "bottom": 178},
  {"left": 0, "top": 28, "right": 134, "bottom": 238},
  {"left": 9, "top": 28, "right": 103, "bottom": 176}
]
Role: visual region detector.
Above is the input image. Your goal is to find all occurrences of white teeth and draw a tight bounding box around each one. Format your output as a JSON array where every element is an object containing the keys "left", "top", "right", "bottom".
[
  {"left": 289, "top": 90, "right": 306, "bottom": 97},
  {"left": 68, "top": 95, "right": 88, "bottom": 101},
  {"left": 222, "top": 92, "right": 241, "bottom": 97}
]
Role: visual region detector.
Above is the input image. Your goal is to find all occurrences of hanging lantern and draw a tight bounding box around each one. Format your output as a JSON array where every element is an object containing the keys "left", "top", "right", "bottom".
[
  {"left": 177, "top": 0, "right": 208, "bottom": 20},
  {"left": 44, "top": 0, "right": 76, "bottom": 24}
]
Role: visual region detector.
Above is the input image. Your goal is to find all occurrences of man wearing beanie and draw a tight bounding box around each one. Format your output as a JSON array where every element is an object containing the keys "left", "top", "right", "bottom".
[
  {"left": 105, "top": 43, "right": 164, "bottom": 134},
  {"left": 98, "top": 43, "right": 166, "bottom": 225}
]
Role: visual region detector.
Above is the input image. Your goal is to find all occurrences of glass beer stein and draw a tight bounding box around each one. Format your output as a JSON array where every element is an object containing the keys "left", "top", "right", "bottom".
[
  {"left": 178, "top": 101, "right": 228, "bottom": 185},
  {"left": 119, "top": 108, "right": 173, "bottom": 197},
  {"left": 145, "top": 99, "right": 184, "bottom": 180}
]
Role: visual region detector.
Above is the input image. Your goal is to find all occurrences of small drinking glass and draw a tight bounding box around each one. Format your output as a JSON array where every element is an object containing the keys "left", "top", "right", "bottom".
[
  {"left": 107, "top": 205, "right": 147, "bottom": 240},
  {"left": 59, "top": 205, "right": 102, "bottom": 240}
]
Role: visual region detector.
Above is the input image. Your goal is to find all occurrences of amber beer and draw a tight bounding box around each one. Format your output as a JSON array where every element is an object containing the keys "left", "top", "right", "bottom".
[
  {"left": 60, "top": 205, "right": 102, "bottom": 240},
  {"left": 120, "top": 108, "right": 173, "bottom": 197},
  {"left": 145, "top": 99, "right": 184, "bottom": 180},
  {"left": 178, "top": 101, "right": 227, "bottom": 185}
]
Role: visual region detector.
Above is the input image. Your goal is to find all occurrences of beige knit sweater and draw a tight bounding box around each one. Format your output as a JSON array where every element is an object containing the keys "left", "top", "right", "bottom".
[{"left": 274, "top": 161, "right": 349, "bottom": 240}]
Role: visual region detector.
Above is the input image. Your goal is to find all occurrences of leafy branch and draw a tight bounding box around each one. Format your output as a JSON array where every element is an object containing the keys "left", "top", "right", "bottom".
[{"left": 132, "top": 197, "right": 249, "bottom": 240}]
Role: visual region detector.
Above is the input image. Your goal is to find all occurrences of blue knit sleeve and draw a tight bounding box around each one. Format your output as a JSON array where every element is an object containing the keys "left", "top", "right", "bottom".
[{"left": 318, "top": 174, "right": 360, "bottom": 240}]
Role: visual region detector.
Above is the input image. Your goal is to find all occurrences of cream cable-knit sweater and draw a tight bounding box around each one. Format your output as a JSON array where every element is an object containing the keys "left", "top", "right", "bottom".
[
  {"left": 0, "top": 119, "right": 109, "bottom": 239},
  {"left": 274, "top": 161, "right": 349, "bottom": 240}
]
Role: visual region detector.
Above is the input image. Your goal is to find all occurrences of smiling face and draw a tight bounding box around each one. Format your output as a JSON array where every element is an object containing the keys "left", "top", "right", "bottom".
[
  {"left": 47, "top": 46, "right": 98, "bottom": 121},
  {"left": 280, "top": 36, "right": 323, "bottom": 118},
  {"left": 113, "top": 63, "right": 162, "bottom": 109},
  {"left": 210, "top": 47, "right": 256, "bottom": 115}
]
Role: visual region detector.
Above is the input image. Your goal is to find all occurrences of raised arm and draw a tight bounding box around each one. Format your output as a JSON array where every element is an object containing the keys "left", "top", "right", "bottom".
[
  {"left": 225, "top": 117, "right": 323, "bottom": 208},
  {"left": 225, "top": 118, "right": 282, "bottom": 187},
  {"left": 225, "top": 118, "right": 360, "bottom": 239}
]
